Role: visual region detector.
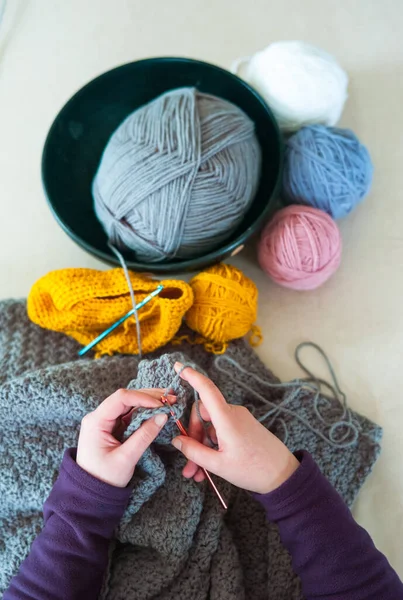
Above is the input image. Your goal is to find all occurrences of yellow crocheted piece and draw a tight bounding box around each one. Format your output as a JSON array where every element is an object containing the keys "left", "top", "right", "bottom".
[
  {"left": 27, "top": 268, "right": 193, "bottom": 357},
  {"left": 182, "top": 263, "right": 262, "bottom": 354}
]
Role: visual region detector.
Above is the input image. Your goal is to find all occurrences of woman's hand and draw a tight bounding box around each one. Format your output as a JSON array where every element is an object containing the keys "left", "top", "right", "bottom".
[
  {"left": 77, "top": 388, "right": 172, "bottom": 488},
  {"left": 171, "top": 364, "right": 299, "bottom": 494}
]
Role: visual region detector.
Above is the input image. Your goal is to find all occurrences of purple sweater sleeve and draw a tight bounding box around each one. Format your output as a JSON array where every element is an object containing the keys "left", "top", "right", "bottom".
[
  {"left": 4, "top": 450, "right": 402, "bottom": 600},
  {"left": 3, "top": 449, "right": 132, "bottom": 600},
  {"left": 255, "top": 450, "right": 403, "bottom": 600}
]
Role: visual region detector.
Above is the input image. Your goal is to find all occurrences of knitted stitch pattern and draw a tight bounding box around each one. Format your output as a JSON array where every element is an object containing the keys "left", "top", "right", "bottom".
[
  {"left": 27, "top": 268, "right": 193, "bottom": 356},
  {"left": 0, "top": 300, "right": 382, "bottom": 599}
]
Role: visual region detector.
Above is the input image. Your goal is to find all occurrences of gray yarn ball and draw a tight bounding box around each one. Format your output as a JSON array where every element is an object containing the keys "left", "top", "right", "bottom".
[{"left": 93, "top": 87, "right": 261, "bottom": 262}]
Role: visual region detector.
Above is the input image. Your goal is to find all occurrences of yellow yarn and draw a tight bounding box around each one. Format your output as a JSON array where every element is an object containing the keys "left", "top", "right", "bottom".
[
  {"left": 28, "top": 268, "right": 193, "bottom": 357},
  {"left": 184, "top": 263, "right": 262, "bottom": 354}
]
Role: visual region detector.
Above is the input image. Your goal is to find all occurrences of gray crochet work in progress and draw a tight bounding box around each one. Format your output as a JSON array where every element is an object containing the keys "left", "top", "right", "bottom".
[
  {"left": 0, "top": 300, "right": 382, "bottom": 599},
  {"left": 93, "top": 87, "right": 261, "bottom": 262}
]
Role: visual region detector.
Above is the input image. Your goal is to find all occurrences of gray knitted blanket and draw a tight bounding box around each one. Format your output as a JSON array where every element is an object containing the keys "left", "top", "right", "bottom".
[{"left": 0, "top": 300, "right": 382, "bottom": 599}]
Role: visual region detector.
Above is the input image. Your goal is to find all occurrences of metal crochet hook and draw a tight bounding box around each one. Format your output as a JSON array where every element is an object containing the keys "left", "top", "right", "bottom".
[
  {"left": 161, "top": 396, "right": 228, "bottom": 510},
  {"left": 78, "top": 285, "right": 164, "bottom": 357}
]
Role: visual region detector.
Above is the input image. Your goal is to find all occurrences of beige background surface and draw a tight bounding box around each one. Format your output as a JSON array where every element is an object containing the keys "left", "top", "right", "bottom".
[{"left": 0, "top": 0, "right": 402, "bottom": 578}]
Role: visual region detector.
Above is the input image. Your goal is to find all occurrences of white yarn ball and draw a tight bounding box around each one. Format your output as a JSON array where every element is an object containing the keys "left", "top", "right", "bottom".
[{"left": 234, "top": 41, "right": 348, "bottom": 132}]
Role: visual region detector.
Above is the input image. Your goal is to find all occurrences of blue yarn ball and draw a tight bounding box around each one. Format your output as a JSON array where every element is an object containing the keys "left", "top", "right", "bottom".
[{"left": 283, "top": 125, "right": 373, "bottom": 219}]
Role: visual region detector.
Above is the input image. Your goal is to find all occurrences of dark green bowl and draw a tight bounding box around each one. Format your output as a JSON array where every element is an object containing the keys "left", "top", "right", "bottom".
[{"left": 42, "top": 57, "right": 283, "bottom": 273}]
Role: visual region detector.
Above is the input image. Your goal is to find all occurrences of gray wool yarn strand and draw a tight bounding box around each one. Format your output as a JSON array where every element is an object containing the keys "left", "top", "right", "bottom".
[{"left": 93, "top": 87, "right": 261, "bottom": 262}]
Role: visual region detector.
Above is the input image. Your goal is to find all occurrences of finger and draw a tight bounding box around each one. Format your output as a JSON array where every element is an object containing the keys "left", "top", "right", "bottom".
[
  {"left": 121, "top": 408, "right": 136, "bottom": 426},
  {"left": 94, "top": 389, "right": 163, "bottom": 427},
  {"left": 118, "top": 413, "right": 168, "bottom": 464},
  {"left": 121, "top": 394, "right": 176, "bottom": 421},
  {"left": 184, "top": 399, "right": 214, "bottom": 477},
  {"left": 194, "top": 469, "right": 206, "bottom": 483},
  {"left": 117, "top": 394, "right": 175, "bottom": 435},
  {"left": 136, "top": 389, "right": 178, "bottom": 403},
  {"left": 115, "top": 394, "right": 175, "bottom": 440},
  {"left": 186, "top": 465, "right": 205, "bottom": 482},
  {"left": 114, "top": 398, "right": 169, "bottom": 439},
  {"left": 206, "top": 426, "right": 218, "bottom": 446},
  {"left": 137, "top": 388, "right": 166, "bottom": 397},
  {"left": 174, "top": 363, "right": 228, "bottom": 424},
  {"left": 198, "top": 400, "right": 212, "bottom": 423},
  {"left": 112, "top": 419, "right": 127, "bottom": 440},
  {"left": 182, "top": 461, "right": 199, "bottom": 479},
  {"left": 172, "top": 436, "right": 220, "bottom": 474},
  {"left": 159, "top": 394, "right": 177, "bottom": 406},
  {"left": 188, "top": 402, "right": 205, "bottom": 441}
]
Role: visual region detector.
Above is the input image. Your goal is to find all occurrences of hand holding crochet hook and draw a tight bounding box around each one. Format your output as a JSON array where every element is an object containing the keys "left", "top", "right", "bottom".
[
  {"left": 76, "top": 388, "right": 173, "bottom": 488},
  {"left": 171, "top": 362, "right": 299, "bottom": 495},
  {"left": 75, "top": 366, "right": 298, "bottom": 495}
]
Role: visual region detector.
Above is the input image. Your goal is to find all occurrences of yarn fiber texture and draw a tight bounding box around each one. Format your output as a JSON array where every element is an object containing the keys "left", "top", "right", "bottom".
[
  {"left": 93, "top": 87, "right": 261, "bottom": 262},
  {"left": 258, "top": 205, "right": 342, "bottom": 290},
  {"left": 283, "top": 125, "right": 373, "bottom": 219},
  {"left": 27, "top": 268, "right": 193, "bottom": 356},
  {"left": 184, "top": 263, "right": 262, "bottom": 354},
  {"left": 0, "top": 299, "right": 382, "bottom": 598},
  {"left": 234, "top": 41, "right": 348, "bottom": 132}
]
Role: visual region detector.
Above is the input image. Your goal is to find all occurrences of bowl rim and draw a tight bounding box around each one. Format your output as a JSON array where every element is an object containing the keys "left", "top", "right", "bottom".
[{"left": 42, "top": 55, "right": 283, "bottom": 272}]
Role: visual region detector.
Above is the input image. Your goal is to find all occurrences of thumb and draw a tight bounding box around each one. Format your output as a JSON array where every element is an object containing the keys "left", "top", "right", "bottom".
[
  {"left": 172, "top": 436, "right": 220, "bottom": 473},
  {"left": 119, "top": 413, "right": 168, "bottom": 464}
]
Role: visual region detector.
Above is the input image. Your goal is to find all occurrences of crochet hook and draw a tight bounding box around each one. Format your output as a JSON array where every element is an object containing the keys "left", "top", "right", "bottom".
[
  {"left": 160, "top": 396, "right": 228, "bottom": 510},
  {"left": 78, "top": 285, "right": 164, "bottom": 357}
]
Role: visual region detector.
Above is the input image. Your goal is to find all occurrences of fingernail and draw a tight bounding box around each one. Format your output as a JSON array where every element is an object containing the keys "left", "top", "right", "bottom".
[
  {"left": 174, "top": 361, "right": 184, "bottom": 372},
  {"left": 154, "top": 413, "right": 168, "bottom": 427},
  {"left": 172, "top": 437, "right": 182, "bottom": 450}
]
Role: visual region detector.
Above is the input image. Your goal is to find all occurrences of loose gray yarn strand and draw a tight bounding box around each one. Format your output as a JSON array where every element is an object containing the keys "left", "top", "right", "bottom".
[
  {"left": 295, "top": 341, "right": 347, "bottom": 406},
  {"left": 294, "top": 342, "right": 363, "bottom": 436},
  {"left": 108, "top": 242, "right": 142, "bottom": 359},
  {"left": 214, "top": 347, "right": 360, "bottom": 449}
]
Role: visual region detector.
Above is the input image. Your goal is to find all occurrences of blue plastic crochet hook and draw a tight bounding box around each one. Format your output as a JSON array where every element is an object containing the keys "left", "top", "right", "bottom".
[{"left": 78, "top": 285, "right": 164, "bottom": 357}]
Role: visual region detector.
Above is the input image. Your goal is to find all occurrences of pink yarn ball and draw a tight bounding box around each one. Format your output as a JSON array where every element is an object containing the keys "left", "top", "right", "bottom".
[{"left": 258, "top": 205, "right": 342, "bottom": 290}]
